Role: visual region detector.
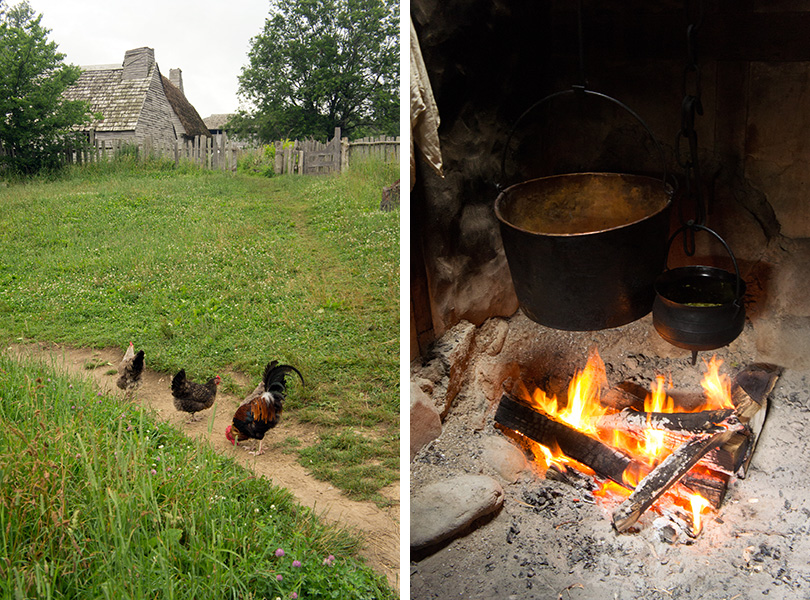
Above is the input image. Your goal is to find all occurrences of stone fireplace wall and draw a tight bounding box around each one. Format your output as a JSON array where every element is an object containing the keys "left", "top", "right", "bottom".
[{"left": 410, "top": 0, "right": 810, "bottom": 369}]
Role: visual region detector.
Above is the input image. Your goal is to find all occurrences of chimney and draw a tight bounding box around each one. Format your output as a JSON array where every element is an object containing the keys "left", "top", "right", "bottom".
[
  {"left": 169, "top": 68, "right": 184, "bottom": 95},
  {"left": 122, "top": 47, "right": 155, "bottom": 80}
]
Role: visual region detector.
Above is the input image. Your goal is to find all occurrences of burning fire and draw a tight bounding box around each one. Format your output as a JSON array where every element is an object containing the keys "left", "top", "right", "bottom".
[
  {"left": 689, "top": 493, "right": 711, "bottom": 532},
  {"left": 641, "top": 375, "right": 673, "bottom": 460},
  {"left": 519, "top": 348, "right": 734, "bottom": 534},
  {"left": 701, "top": 356, "right": 735, "bottom": 410},
  {"left": 527, "top": 347, "right": 608, "bottom": 435}
]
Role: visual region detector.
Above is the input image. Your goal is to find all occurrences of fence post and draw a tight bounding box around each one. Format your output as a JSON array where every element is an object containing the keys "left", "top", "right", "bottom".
[
  {"left": 274, "top": 141, "right": 283, "bottom": 174},
  {"left": 341, "top": 136, "right": 349, "bottom": 173}
]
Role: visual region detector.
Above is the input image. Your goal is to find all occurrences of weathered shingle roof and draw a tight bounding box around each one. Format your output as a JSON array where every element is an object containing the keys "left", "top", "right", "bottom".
[
  {"left": 203, "top": 113, "right": 234, "bottom": 130},
  {"left": 161, "top": 76, "right": 211, "bottom": 138},
  {"left": 62, "top": 65, "right": 151, "bottom": 132}
]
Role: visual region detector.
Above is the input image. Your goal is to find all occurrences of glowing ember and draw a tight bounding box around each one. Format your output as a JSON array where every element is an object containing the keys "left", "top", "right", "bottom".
[{"left": 593, "top": 480, "right": 630, "bottom": 499}]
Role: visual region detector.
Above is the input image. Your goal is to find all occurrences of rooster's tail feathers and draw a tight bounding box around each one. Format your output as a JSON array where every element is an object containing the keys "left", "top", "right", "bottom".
[
  {"left": 262, "top": 362, "right": 304, "bottom": 393},
  {"left": 133, "top": 350, "right": 145, "bottom": 372}
]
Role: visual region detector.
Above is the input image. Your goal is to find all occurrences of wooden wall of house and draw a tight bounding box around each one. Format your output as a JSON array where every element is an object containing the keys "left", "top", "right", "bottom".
[{"left": 135, "top": 68, "right": 180, "bottom": 145}]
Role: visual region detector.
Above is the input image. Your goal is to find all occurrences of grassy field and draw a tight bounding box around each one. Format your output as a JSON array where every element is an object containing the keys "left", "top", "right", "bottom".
[
  {"left": 0, "top": 157, "right": 399, "bottom": 503},
  {"left": 0, "top": 353, "right": 394, "bottom": 599}
]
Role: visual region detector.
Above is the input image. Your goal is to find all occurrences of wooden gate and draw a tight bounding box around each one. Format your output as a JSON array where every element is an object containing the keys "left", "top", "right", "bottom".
[{"left": 274, "top": 127, "right": 343, "bottom": 175}]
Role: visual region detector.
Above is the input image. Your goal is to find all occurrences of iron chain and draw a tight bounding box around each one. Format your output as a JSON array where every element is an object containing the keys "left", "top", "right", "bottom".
[{"left": 676, "top": 0, "right": 706, "bottom": 255}]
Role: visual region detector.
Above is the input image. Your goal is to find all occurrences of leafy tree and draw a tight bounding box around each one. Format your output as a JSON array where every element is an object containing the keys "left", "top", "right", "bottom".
[
  {"left": 233, "top": 0, "right": 399, "bottom": 142},
  {"left": 0, "top": 1, "right": 92, "bottom": 175}
]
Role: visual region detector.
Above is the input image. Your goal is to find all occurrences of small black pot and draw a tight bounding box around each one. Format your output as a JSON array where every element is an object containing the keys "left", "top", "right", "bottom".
[{"left": 652, "top": 225, "right": 746, "bottom": 356}]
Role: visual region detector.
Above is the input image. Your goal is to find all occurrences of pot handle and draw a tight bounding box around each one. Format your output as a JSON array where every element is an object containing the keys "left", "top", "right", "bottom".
[
  {"left": 498, "top": 86, "right": 669, "bottom": 190},
  {"left": 665, "top": 223, "right": 744, "bottom": 303}
]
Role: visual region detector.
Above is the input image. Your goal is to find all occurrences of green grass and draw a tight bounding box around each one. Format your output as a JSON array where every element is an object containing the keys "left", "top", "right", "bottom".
[
  {"left": 0, "top": 354, "right": 394, "bottom": 599},
  {"left": 0, "top": 157, "right": 399, "bottom": 503}
]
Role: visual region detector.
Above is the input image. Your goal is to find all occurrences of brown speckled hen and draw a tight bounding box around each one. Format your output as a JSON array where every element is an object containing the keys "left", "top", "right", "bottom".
[
  {"left": 225, "top": 361, "right": 304, "bottom": 455},
  {"left": 171, "top": 369, "right": 220, "bottom": 423},
  {"left": 116, "top": 341, "right": 144, "bottom": 397}
]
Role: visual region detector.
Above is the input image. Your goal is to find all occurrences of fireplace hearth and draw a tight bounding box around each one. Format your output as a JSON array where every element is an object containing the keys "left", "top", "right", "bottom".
[
  {"left": 410, "top": 313, "right": 810, "bottom": 599},
  {"left": 493, "top": 351, "right": 779, "bottom": 537}
]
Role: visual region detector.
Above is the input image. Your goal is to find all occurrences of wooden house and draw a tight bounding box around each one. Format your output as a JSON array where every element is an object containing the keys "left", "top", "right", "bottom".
[
  {"left": 62, "top": 47, "right": 210, "bottom": 146},
  {"left": 203, "top": 113, "right": 233, "bottom": 146},
  {"left": 203, "top": 113, "right": 252, "bottom": 149}
]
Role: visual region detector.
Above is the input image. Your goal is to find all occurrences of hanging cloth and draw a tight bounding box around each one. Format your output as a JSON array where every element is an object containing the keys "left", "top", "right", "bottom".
[{"left": 410, "top": 17, "right": 444, "bottom": 190}]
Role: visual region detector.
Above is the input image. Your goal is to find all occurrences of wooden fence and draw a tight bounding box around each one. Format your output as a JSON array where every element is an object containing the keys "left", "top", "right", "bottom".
[
  {"left": 67, "top": 132, "right": 242, "bottom": 172},
  {"left": 272, "top": 127, "right": 400, "bottom": 175},
  {"left": 59, "top": 127, "right": 400, "bottom": 175}
]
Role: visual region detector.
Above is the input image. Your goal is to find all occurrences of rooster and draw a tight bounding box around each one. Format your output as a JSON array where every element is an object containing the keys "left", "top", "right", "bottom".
[
  {"left": 225, "top": 361, "right": 304, "bottom": 455},
  {"left": 116, "top": 341, "right": 144, "bottom": 396},
  {"left": 171, "top": 369, "right": 221, "bottom": 422}
]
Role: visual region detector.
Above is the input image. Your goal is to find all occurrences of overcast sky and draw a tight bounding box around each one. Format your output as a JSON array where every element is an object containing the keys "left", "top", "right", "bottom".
[{"left": 28, "top": 0, "right": 271, "bottom": 119}]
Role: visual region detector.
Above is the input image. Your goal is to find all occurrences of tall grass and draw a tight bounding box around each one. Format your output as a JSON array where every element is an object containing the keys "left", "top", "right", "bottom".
[
  {"left": 0, "top": 158, "right": 399, "bottom": 502},
  {"left": 0, "top": 354, "right": 394, "bottom": 599}
]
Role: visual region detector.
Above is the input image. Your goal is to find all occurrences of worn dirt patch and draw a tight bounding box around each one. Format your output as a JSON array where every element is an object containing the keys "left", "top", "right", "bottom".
[{"left": 5, "top": 342, "right": 400, "bottom": 591}]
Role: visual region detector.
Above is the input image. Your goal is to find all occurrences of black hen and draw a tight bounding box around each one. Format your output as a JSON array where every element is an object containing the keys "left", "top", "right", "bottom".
[
  {"left": 225, "top": 361, "right": 304, "bottom": 455},
  {"left": 171, "top": 369, "right": 220, "bottom": 422}
]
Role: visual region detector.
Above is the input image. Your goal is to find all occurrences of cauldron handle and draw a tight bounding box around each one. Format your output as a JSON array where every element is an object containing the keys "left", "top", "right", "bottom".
[
  {"left": 498, "top": 86, "right": 669, "bottom": 191},
  {"left": 664, "top": 223, "right": 744, "bottom": 303}
]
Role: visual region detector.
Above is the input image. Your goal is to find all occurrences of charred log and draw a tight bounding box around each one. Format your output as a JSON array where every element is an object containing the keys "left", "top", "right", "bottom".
[
  {"left": 612, "top": 416, "right": 744, "bottom": 533},
  {"left": 680, "top": 469, "right": 731, "bottom": 509},
  {"left": 494, "top": 393, "right": 635, "bottom": 486},
  {"left": 596, "top": 408, "right": 736, "bottom": 435}
]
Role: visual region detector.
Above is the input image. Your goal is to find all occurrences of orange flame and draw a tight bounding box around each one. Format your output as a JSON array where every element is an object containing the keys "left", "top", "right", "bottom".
[
  {"left": 526, "top": 348, "right": 609, "bottom": 435},
  {"left": 700, "top": 356, "right": 734, "bottom": 410},
  {"left": 562, "top": 348, "right": 609, "bottom": 434},
  {"left": 535, "top": 438, "right": 569, "bottom": 471},
  {"left": 641, "top": 375, "right": 674, "bottom": 462},
  {"left": 689, "top": 493, "right": 711, "bottom": 532}
]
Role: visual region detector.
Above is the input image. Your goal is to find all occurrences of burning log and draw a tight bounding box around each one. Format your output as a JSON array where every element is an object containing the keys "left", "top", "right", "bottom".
[
  {"left": 612, "top": 414, "right": 744, "bottom": 533},
  {"left": 596, "top": 408, "right": 735, "bottom": 435},
  {"left": 494, "top": 393, "right": 635, "bottom": 486},
  {"left": 595, "top": 408, "right": 741, "bottom": 477},
  {"left": 680, "top": 469, "right": 730, "bottom": 508},
  {"left": 599, "top": 362, "right": 780, "bottom": 479}
]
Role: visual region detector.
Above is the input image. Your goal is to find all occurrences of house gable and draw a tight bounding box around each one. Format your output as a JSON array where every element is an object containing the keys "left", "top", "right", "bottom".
[
  {"left": 161, "top": 76, "right": 211, "bottom": 140},
  {"left": 62, "top": 47, "right": 206, "bottom": 146}
]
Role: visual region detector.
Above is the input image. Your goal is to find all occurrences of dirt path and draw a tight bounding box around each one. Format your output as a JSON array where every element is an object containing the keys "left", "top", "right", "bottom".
[{"left": 6, "top": 342, "right": 400, "bottom": 592}]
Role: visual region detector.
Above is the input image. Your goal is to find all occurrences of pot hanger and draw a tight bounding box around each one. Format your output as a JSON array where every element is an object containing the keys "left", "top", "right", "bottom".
[{"left": 498, "top": 0, "right": 668, "bottom": 191}]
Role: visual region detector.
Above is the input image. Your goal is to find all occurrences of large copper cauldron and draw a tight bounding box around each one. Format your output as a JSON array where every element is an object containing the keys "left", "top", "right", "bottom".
[
  {"left": 495, "top": 173, "right": 672, "bottom": 330},
  {"left": 495, "top": 88, "right": 673, "bottom": 331}
]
